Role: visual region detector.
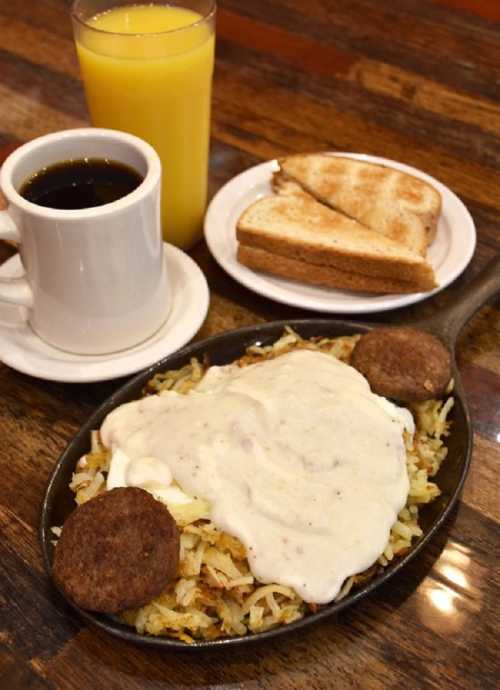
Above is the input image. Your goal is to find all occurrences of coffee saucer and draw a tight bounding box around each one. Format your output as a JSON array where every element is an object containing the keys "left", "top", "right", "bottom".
[{"left": 0, "top": 243, "right": 209, "bottom": 383}]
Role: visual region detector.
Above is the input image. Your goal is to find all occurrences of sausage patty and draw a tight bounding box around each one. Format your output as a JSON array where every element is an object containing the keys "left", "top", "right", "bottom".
[
  {"left": 53, "top": 486, "right": 179, "bottom": 614},
  {"left": 351, "top": 327, "right": 452, "bottom": 402}
]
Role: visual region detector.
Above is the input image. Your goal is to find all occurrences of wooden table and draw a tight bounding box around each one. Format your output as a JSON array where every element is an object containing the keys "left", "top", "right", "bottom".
[{"left": 1, "top": 1, "right": 499, "bottom": 688}]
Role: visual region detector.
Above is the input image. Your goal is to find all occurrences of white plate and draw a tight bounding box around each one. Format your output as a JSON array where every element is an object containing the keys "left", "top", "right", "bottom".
[
  {"left": 0, "top": 243, "right": 209, "bottom": 383},
  {"left": 204, "top": 153, "right": 476, "bottom": 313}
]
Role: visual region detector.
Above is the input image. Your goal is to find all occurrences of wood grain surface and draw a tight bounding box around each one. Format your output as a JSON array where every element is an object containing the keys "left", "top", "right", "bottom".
[{"left": 0, "top": 1, "right": 499, "bottom": 688}]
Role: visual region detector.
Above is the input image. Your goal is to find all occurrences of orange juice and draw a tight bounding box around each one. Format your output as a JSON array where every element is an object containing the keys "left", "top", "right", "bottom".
[{"left": 74, "top": 4, "right": 215, "bottom": 249}]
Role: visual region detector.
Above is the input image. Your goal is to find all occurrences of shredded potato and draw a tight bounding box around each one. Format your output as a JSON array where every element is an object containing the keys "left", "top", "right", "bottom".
[{"left": 68, "top": 328, "right": 453, "bottom": 642}]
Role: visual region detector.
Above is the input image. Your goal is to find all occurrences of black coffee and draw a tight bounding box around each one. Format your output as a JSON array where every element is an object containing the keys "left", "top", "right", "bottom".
[{"left": 20, "top": 158, "right": 143, "bottom": 210}]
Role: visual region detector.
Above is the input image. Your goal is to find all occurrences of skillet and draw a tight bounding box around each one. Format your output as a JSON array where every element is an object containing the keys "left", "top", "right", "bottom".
[{"left": 40, "top": 254, "right": 500, "bottom": 649}]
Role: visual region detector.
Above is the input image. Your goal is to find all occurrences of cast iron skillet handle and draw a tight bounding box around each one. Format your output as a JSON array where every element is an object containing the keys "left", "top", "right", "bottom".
[{"left": 411, "top": 254, "right": 500, "bottom": 348}]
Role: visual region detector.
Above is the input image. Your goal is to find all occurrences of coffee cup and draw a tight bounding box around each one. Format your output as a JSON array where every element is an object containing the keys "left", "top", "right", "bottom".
[{"left": 0, "top": 128, "right": 170, "bottom": 355}]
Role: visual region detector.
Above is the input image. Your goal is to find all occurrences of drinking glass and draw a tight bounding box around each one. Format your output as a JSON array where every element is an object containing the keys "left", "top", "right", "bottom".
[{"left": 72, "top": 0, "right": 216, "bottom": 250}]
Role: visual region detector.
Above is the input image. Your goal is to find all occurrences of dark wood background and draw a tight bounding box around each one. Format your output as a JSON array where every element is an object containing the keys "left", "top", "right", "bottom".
[{"left": 0, "top": 1, "right": 499, "bottom": 688}]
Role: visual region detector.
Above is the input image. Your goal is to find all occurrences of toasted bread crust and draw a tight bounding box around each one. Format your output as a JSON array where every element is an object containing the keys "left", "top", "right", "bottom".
[
  {"left": 271, "top": 172, "right": 311, "bottom": 198},
  {"left": 237, "top": 245, "right": 428, "bottom": 294},
  {"left": 236, "top": 195, "right": 436, "bottom": 289},
  {"left": 278, "top": 155, "right": 441, "bottom": 256}
]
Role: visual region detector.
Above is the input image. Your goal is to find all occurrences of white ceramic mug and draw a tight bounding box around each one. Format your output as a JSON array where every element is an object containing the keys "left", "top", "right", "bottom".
[{"left": 0, "top": 128, "right": 170, "bottom": 355}]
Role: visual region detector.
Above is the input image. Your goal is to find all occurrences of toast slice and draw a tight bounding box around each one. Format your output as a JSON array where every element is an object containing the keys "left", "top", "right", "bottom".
[
  {"left": 272, "top": 172, "right": 310, "bottom": 198},
  {"left": 237, "top": 245, "right": 427, "bottom": 294},
  {"left": 236, "top": 194, "right": 437, "bottom": 290},
  {"left": 277, "top": 155, "right": 441, "bottom": 255}
]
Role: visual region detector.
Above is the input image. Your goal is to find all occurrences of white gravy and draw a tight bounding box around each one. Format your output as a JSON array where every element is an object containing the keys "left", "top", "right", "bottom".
[{"left": 101, "top": 349, "right": 414, "bottom": 604}]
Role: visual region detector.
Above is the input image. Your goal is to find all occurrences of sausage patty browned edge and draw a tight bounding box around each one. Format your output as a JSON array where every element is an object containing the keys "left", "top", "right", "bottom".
[
  {"left": 53, "top": 486, "right": 180, "bottom": 614},
  {"left": 351, "top": 327, "right": 452, "bottom": 402}
]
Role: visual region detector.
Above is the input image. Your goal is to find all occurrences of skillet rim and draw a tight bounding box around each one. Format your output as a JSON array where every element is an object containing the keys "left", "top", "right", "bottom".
[{"left": 40, "top": 318, "right": 472, "bottom": 650}]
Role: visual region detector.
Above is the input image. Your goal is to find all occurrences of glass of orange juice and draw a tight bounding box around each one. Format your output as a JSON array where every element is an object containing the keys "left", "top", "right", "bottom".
[{"left": 71, "top": 0, "right": 216, "bottom": 250}]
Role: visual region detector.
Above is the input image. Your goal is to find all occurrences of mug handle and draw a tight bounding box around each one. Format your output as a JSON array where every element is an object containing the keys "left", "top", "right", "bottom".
[{"left": 0, "top": 210, "right": 34, "bottom": 307}]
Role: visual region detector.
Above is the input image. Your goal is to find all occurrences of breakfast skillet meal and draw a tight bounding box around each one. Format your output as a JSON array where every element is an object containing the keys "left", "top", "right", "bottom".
[
  {"left": 236, "top": 154, "right": 441, "bottom": 294},
  {"left": 51, "top": 326, "right": 454, "bottom": 643}
]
